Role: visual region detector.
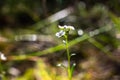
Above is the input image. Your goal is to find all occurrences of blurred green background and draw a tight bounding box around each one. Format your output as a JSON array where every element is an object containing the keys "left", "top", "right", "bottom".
[{"left": 0, "top": 0, "right": 120, "bottom": 80}]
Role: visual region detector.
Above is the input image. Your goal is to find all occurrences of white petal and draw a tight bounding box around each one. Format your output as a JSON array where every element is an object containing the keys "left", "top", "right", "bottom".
[
  {"left": 58, "top": 25, "right": 64, "bottom": 29},
  {"left": 63, "top": 25, "right": 68, "bottom": 29},
  {"left": 68, "top": 26, "right": 75, "bottom": 30},
  {"left": 0, "top": 53, "right": 7, "bottom": 60},
  {"left": 62, "top": 40, "right": 66, "bottom": 44},
  {"left": 59, "top": 30, "right": 65, "bottom": 37},
  {"left": 71, "top": 53, "right": 76, "bottom": 56},
  {"left": 55, "top": 32, "right": 61, "bottom": 38},
  {"left": 59, "top": 30, "right": 65, "bottom": 35},
  {"left": 55, "top": 30, "right": 65, "bottom": 38}
]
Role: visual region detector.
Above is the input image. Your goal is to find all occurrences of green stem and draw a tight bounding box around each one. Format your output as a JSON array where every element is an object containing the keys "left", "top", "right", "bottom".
[
  {"left": 0, "top": 60, "right": 3, "bottom": 80},
  {"left": 65, "top": 35, "right": 72, "bottom": 80},
  {"left": 0, "top": 60, "right": 5, "bottom": 80},
  {"left": 0, "top": 60, "right": 2, "bottom": 74}
]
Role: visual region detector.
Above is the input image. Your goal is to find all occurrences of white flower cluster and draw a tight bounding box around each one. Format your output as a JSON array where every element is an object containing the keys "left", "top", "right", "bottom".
[
  {"left": 55, "top": 25, "right": 75, "bottom": 38},
  {"left": 58, "top": 25, "right": 75, "bottom": 30},
  {"left": 0, "top": 52, "right": 7, "bottom": 61}
]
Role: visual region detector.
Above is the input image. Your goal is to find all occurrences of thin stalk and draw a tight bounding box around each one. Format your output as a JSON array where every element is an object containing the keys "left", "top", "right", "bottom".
[
  {"left": 0, "top": 60, "right": 2, "bottom": 74},
  {"left": 65, "top": 35, "right": 72, "bottom": 80},
  {"left": 0, "top": 61, "right": 6, "bottom": 80},
  {"left": 0, "top": 60, "right": 3, "bottom": 80}
]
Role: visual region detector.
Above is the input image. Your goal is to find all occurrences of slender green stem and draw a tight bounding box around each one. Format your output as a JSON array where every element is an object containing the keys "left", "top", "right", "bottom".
[
  {"left": 0, "top": 60, "right": 2, "bottom": 74},
  {"left": 65, "top": 35, "right": 72, "bottom": 80},
  {"left": 0, "top": 60, "right": 3, "bottom": 80},
  {"left": 0, "top": 60, "right": 6, "bottom": 80}
]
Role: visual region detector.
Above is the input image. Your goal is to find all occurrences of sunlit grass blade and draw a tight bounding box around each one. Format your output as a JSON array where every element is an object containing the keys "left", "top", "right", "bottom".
[
  {"left": 88, "top": 38, "right": 119, "bottom": 62},
  {"left": 35, "top": 59, "right": 53, "bottom": 80},
  {"left": 88, "top": 38, "right": 111, "bottom": 54},
  {"left": 16, "top": 69, "right": 34, "bottom": 80},
  {"left": 70, "top": 63, "right": 76, "bottom": 78}
]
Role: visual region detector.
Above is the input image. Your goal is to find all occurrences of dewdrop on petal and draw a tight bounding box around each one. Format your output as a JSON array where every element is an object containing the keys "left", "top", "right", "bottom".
[{"left": 0, "top": 52, "right": 7, "bottom": 61}]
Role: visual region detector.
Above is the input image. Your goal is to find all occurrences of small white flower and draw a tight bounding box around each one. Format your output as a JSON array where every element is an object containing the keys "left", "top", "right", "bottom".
[
  {"left": 55, "top": 30, "right": 65, "bottom": 38},
  {"left": 62, "top": 40, "right": 66, "bottom": 44},
  {"left": 71, "top": 53, "right": 76, "bottom": 56},
  {"left": 0, "top": 52, "right": 7, "bottom": 61},
  {"left": 73, "top": 63, "right": 76, "bottom": 66},
  {"left": 58, "top": 25, "right": 75, "bottom": 30},
  {"left": 57, "top": 63, "right": 62, "bottom": 67}
]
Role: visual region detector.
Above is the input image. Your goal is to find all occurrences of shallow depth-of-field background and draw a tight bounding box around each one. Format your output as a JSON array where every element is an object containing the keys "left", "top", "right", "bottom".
[{"left": 0, "top": 0, "right": 120, "bottom": 80}]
